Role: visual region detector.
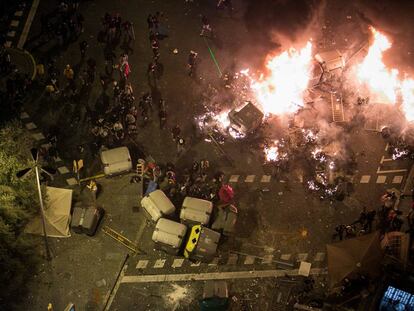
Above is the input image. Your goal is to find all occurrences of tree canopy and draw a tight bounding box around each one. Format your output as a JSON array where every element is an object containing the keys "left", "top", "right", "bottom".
[{"left": 0, "top": 120, "right": 40, "bottom": 307}]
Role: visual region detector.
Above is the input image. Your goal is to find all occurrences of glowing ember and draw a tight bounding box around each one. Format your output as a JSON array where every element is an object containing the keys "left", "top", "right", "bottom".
[
  {"left": 250, "top": 42, "right": 313, "bottom": 115},
  {"left": 357, "top": 27, "right": 399, "bottom": 103},
  {"left": 264, "top": 142, "right": 279, "bottom": 162},
  {"left": 213, "top": 110, "right": 231, "bottom": 128}
]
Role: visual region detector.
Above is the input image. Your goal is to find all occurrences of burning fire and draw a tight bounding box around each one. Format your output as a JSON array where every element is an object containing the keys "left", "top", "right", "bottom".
[
  {"left": 357, "top": 27, "right": 399, "bottom": 103},
  {"left": 264, "top": 142, "right": 280, "bottom": 162},
  {"left": 250, "top": 42, "right": 313, "bottom": 115},
  {"left": 356, "top": 27, "right": 414, "bottom": 121}
]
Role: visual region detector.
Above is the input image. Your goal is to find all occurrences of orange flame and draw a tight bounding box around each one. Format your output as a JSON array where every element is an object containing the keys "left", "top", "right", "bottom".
[
  {"left": 357, "top": 27, "right": 399, "bottom": 103},
  {"left": 357, "top": 27, "right": 414, "bottom": 121},
  {"left": 251, "top": 42, "right": 313, "bottom": 115}
]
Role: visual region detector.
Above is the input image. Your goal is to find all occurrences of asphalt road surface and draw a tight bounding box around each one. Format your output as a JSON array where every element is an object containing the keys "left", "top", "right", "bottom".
[{"left": 11, "top": 0, "right": 414, "bottom": 310}]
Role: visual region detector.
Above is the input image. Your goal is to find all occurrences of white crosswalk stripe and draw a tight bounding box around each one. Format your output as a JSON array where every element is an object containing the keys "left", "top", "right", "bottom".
[
  {"left": 360, "top": 175, "right": 370, "bottom": 183},
  {"left": 153, "top": 259, "right": 166, "bottom": 268},
  {"left": 280, "top": 254, "right": 291, "bottom": 261},
  {"left": 376, "top": 175, "right": 386, "bottom": 183},
  {"left": 243, "top": 256, "right": 255, "bottom": 265},
  {"left": 260, "top": 175, "right": 271, "bottom": 183},
  {"left": 244, "top": 175, "right": 255, "bottom": 183},
  {"left": 229, "top": 175, "right": 239, "bottom": 182},
  {"left": 57, "top": 166, "right": 70, "bottom": 174},
  {"left": 171, "top": 258, "right": 184, "bottom": 268},
  {"left": 66, "top": 178, "right": 78, "bottom": 186},
  {"left": 25, "top": 122, "right": 37, "bottom": 130},
  {"left": 392, "top": 176, "right": 403, "bottom": 184},
  {"left": 262, "top": 255, "right": 273, "bottom": 264},
  {"left": 136, "top": 260, "right": 149, "bottom": 269}
]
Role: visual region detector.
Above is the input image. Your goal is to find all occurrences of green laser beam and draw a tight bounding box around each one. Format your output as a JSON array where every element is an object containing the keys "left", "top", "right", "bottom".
[{"left": 203, "top": 37, "right": 222, "bottom": 77}]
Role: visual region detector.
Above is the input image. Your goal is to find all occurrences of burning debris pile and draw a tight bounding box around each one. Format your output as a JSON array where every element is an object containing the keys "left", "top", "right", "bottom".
[{"left": 195, "top": 24, "right": 414, "bottom": 201}]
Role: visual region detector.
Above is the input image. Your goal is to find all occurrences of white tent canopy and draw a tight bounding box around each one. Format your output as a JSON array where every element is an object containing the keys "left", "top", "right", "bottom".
[{"left": 25, "top": 186, "right": 72, "bottom": 238}]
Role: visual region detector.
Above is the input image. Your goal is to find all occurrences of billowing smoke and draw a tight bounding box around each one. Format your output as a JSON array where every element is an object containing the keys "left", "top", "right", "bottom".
[
  {"left": 243, "top": 0, "right": 324, "bottom": 62},
  {"left": 354, "top": 0, "right": 414, "bottom": 72}
]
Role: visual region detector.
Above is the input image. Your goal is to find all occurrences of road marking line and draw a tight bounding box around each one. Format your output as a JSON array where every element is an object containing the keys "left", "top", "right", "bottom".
[
  {"left": 244, "top": 256, "right": 255, "bottom": 265},
  {"left": 380, "top": 157, "right": 393, "bottom": 163},
  {"left": 376, "top": 168, "right": 408, "bottom": 174},
  {"left": 154, "top": 259, "right": 166, "bottom": 268},
  {"left": 262, "top": 255, "right": 273, "bottom": 264},
  {"left": 120, "top": 268, "right": 327, "bottom": 283},
  {"left": 10, "top": 20, "right": 19, "bottom": 27},
  {"left": 360, "top": 175, "right": 371, "bottom": 184},
  {"left": 4, "top": 41, "right": 12, "bottom": 48},
  {"left": 7, "top": 31, "right": 16, "bottom": 37},
  {"left": 190, "top": 261, "right": 201, "bottom": 267},
  {"left": 296, "top": 253, "right": 308, "bottom": 262},
  {"left": 14, "top": 11, "right": 23, "bottom": 17},
  {"left": 25, "top": 122, "right": 37, "bottom": 130},
  {"left": 172, "top": 258, "right": 185, "bottom": 268},
  {"left": 57, "top": 166, "right": 70, "bottom": 174},
  {"left": 376, "top": 175, "right": 386, "bottom": 184},
  {"left": 376, "top": 175, "right": 387, "bottom": 184},
  {"left": 385, "top": 143, "right": 389, "bottom": 151},
  {"left": 280, "top": 254, "right": 291, "bottom": 261},
  {"left": 54, "top": 156, "right": 62, "bottom": 162},
  {"left": 245, "top": 175, "right": 255, "bottom": 183},
  {"left": 260, "top": 175, "right": 271, "bottom": 183},
  {"left": 392, "top": 176, "right": 403, "bottom": 184},
  {"left": 229, "top": 175, "right": 239, "bottom": 182},
  {"left": 227, "top": 254, "right": 238, "bottom": 265},
  {"left": 102, "top": 226, "right": 139, "bottom": 253},
  {"left": 66, "top": 178, "right": 78, "bottom": 186},
  {"left": 18, "top": 0, "right": 40, "bottom": 49},
  {"left": 314, "top": 252, "right": 325, "bottom": 262},
  {"left": 136, "top": 260, "right": 149, "bottom": 269}
]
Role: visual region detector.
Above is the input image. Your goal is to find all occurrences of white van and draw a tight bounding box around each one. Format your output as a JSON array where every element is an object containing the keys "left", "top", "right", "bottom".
[
  {"left": 180, "top": 197, "right": 213, "bottom": 226},
  {"left": 141, "top": 189, "right": 175, "bottom": 222},
  {"left": 100, "top": 146, "right": 132, "bottom": 176},
  {"left": 152, "top": 218, "right": 187, "bottom": 255}
]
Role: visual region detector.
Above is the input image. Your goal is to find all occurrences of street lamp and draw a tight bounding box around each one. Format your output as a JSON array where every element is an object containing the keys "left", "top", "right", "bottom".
[{"left": 16, "top": 148, "right": 56, "bottom": 261}]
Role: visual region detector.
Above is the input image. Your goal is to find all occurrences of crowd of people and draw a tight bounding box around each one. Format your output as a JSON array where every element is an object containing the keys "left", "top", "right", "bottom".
[
  {"left": 333, "top": 189, "right": 414, "bottom": 245},
  {"left": 132, "top": 157, "right": 229, "bottom": 207}
]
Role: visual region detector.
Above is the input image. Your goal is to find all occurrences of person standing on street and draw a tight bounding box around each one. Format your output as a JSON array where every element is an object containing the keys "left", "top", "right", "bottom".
[
  {"left": 171, "top": 124, "right": 181, "bottom": 141},
  {"left": 188, "top": 51, "right": 198, "bottom": 77},
  {"left": 158, "top": 98, "right": 167, "bottom": 129},
  {"left": 151, "top": 38, "right": 160, "bottom": 58},
  {"left": 79, "top": 40, "right": 88, "bottom": 59},
  {"left": 176, "top": 137, "right": 185, "bottom": 157},
  {"left": 63, "top": 64, "right": 75, "bottom": 93}
]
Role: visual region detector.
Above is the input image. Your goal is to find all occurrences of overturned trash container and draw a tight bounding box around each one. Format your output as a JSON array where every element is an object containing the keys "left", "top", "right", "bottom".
[
  {"left": 184, "top": 225, "right": 221, "bottom": 262},
  {"left": 211, "top": 204, "right": 238, "bottom": 236},
  {"left": 180, "top": 196, "right": 213, "bottom": 226}
]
